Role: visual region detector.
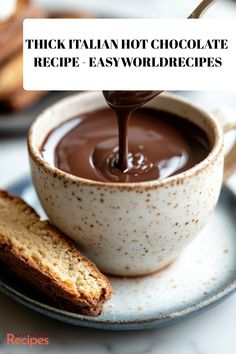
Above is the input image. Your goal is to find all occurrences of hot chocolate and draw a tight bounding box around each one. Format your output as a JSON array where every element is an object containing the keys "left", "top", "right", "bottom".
[
  {"left": 41, "top": 106, "right": 210, "bottom": 183},
  {"left": 103, "top": 91, "right": 162, "bottom": 171}
]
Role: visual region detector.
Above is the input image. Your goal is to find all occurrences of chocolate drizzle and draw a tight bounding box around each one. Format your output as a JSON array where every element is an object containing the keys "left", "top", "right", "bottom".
[{"left": 103, "top": 91, "right": 162, "bottom": 171}]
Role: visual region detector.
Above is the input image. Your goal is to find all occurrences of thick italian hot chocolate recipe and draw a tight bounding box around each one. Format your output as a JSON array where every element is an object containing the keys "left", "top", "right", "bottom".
[{"left": 41, "top": 91, "right": 210, "bottom": 183}]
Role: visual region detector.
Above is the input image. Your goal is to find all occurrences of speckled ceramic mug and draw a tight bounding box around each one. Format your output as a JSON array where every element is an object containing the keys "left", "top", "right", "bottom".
[{"left": 28, "top": 92, "right": 236, "bottom": 276}]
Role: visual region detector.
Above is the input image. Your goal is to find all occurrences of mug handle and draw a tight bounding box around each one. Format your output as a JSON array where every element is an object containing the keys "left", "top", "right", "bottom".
[{"left": 212, "top": 108, "right": 236, "bottom": 182}]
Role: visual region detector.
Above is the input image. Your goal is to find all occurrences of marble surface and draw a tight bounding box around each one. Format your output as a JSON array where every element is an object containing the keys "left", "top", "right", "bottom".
[{"left": 0, "top": 293, "right": 236, "bottom": 354}]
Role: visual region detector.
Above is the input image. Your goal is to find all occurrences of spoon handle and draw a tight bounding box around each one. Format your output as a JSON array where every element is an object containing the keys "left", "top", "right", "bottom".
[{"left": 188, "top": 0, "right": 217, "bottom": 19}]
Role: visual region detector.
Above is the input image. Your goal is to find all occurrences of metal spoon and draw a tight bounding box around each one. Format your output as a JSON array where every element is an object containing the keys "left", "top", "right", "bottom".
[{"left": 188, "top": 0, "right": 217, "bottom": 19}]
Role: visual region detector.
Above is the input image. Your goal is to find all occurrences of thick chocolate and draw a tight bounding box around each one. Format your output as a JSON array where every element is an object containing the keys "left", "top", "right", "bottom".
[
  {"left": 103, "top": 91, "right": 162, "bottom": 171},
  {"left": 41, "top": 107, "right": 210, "bottom": 183}
]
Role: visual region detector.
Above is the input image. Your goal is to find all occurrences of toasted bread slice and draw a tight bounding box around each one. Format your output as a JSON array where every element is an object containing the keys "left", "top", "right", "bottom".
[
  {"left": 0, "top": 53, "right": 23, "bottom": 98},
  {"left": 0, "top": 53, "right": 46, "bottom": 111},
  {"left": 0, "top": 191, "right": 112, "bottom": 316},
  {"left": 0, "top": 0, "right": 47, "bottom": 65}
]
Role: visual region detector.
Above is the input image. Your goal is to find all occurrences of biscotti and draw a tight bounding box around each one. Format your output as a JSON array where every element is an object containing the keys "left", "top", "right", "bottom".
[
  {"left": 0, "top": 53, "right": 22, "bottom": 99},
  {"left": 0, "top": 191, "right": 112, "bottom": 316},
  {"left": 0, "top": 0, "right": 46, "bottom": 65},
  {"left": 0, "top": 0, "right": 47, "bottom": 111},
  {"left": 0, "top": 53, "right": 46, "bottom": 111}
]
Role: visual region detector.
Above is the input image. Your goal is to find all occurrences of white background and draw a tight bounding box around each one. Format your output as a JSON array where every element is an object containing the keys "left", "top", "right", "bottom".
[{"left": 24, "top": 19, "right": 236, "bottom": 90}]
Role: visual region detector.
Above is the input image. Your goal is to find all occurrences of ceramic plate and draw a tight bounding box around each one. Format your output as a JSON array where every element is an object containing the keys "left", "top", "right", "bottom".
[{"left": 0, "top": 177, "right": 236, "bottom": 330}]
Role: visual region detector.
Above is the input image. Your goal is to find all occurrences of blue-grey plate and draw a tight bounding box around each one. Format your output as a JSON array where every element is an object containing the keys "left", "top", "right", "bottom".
[{"left": 0, "top": 177, "right": 236, "bottom": 330}]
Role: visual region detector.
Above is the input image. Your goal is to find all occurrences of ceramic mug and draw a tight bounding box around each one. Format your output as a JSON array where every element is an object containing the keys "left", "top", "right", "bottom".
[{"left": 28, "top": 92, "right": 236, "bottom": 276}]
